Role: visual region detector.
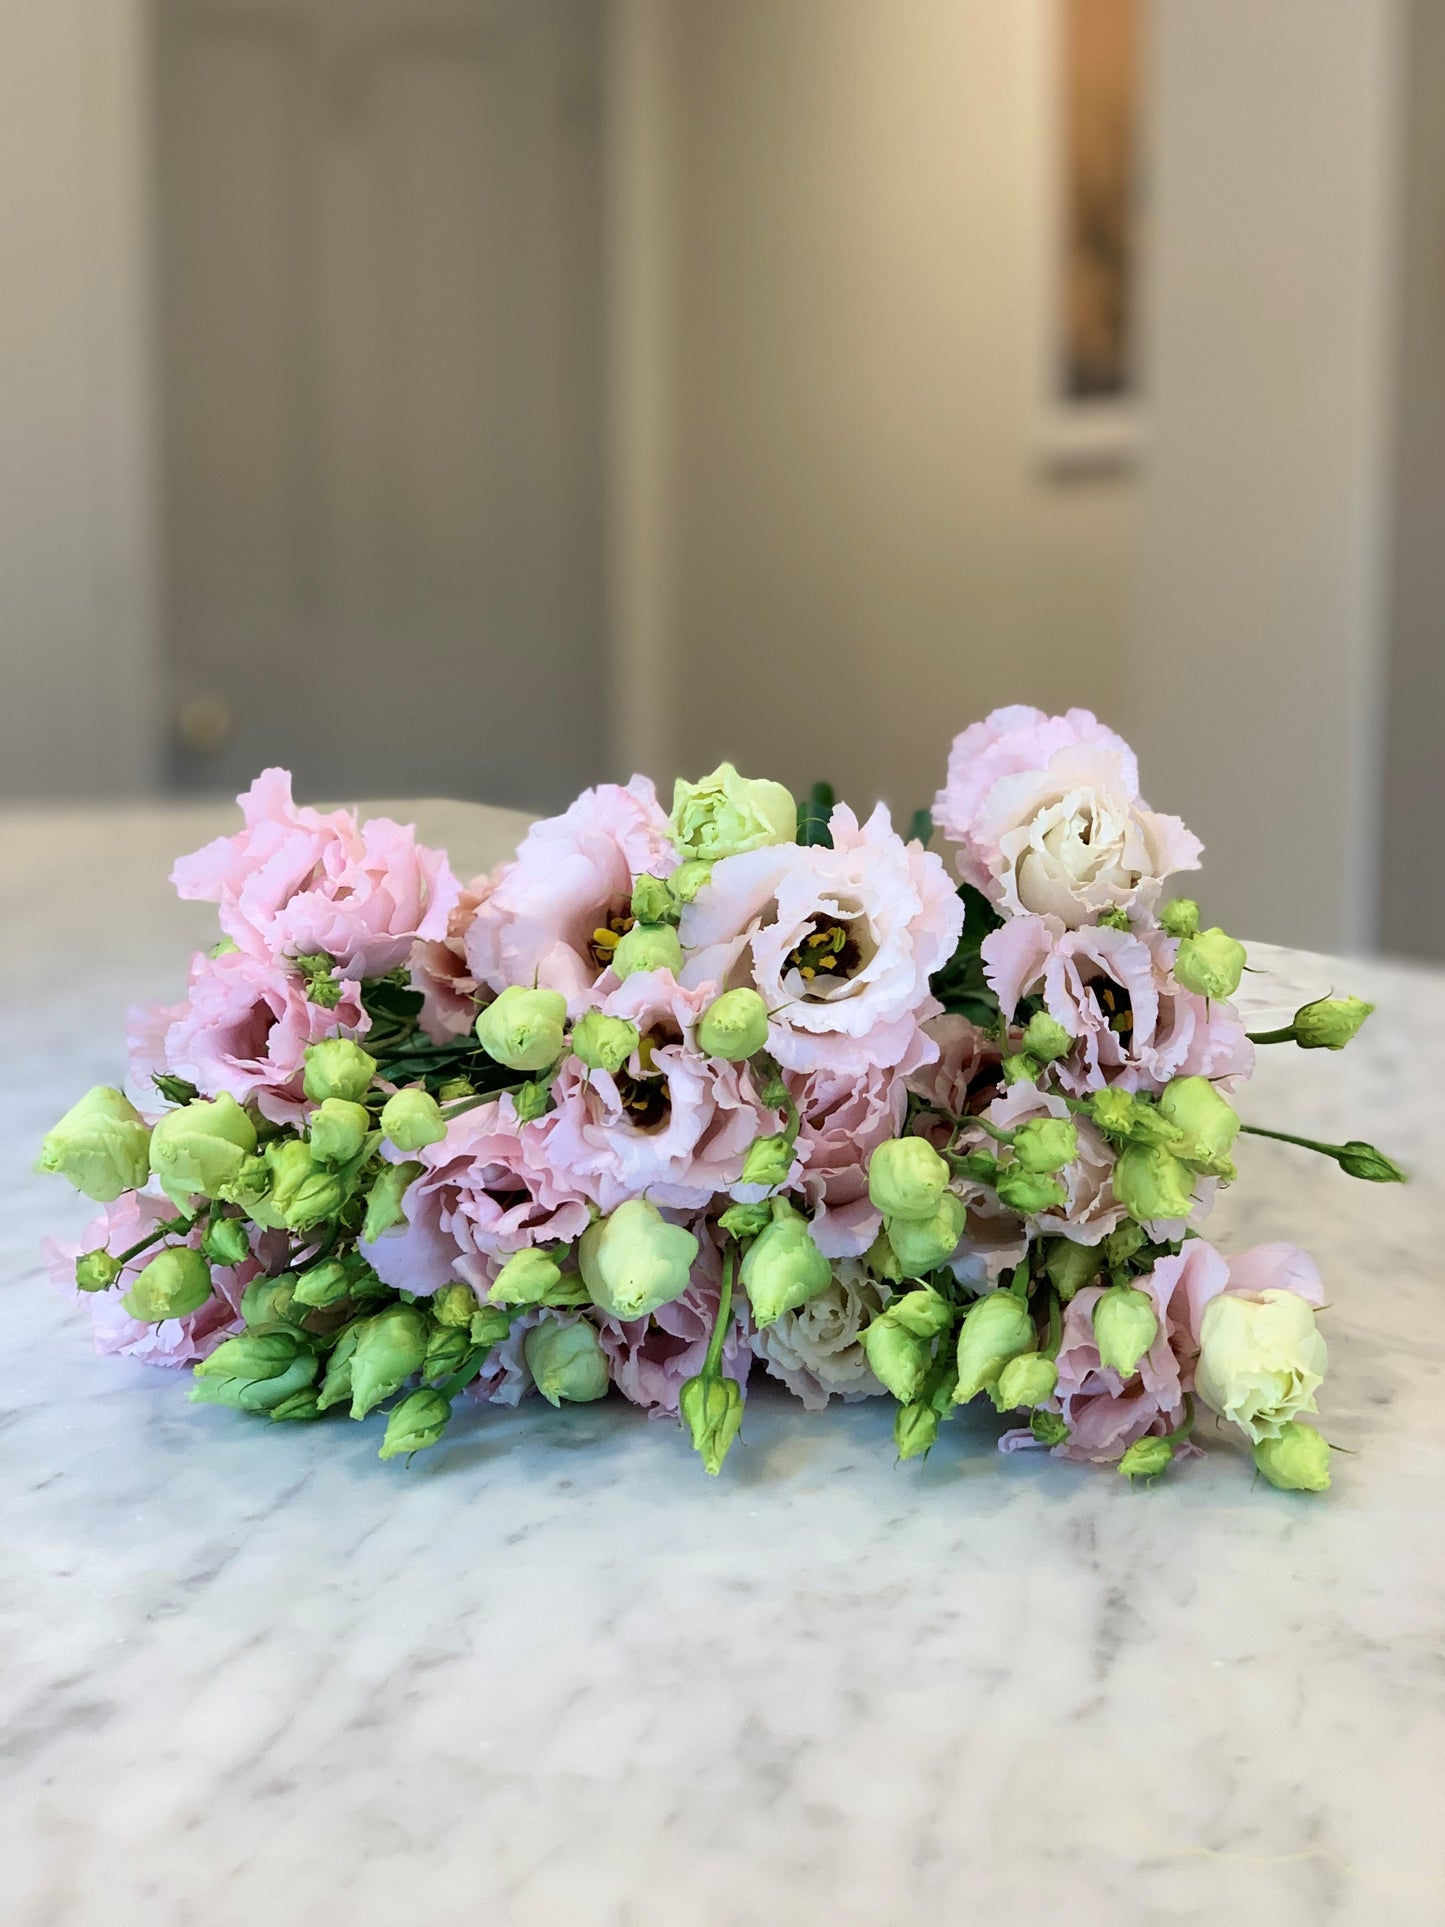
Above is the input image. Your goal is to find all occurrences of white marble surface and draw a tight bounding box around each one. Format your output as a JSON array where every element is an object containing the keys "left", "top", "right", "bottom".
[{"left": 3, "top": 803, "right": 1444, "bottom": 1927}]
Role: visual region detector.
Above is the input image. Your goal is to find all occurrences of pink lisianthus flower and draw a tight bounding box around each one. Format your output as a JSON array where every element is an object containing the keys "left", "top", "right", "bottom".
[
  {"left": 788, "top": 1059, "right": 912, "bottom": 1259},
  {"left": 594, "top": 1226, "right": 753, "bottom": 1418},
  {"left": 410, "top": 874, "right": 493, "bottom": 1042},
  {"left": 45, "top": 1193, "right": 253, "bottom": 1367},
  {"left": 535, "top": 971, "right": 779, "bottom": 1214},
  {"left": 172, "top": 769, "right": 459, "bottom": 980},
  {"left": 360, "top": 1098, "right": 590, "bottom": 1298},
  {"left": 134, "top": 947, "right": 370, "bottom": 1126},
  {"left": 933, "top": 706, "right": 1200, "bottom": 926},
  {"left": 680, "top": 803, "right": 964, "bottom": 1076},
  {"left": 906, "top": 1013, "right": 1004, "bottom": 1123},
  {"left": 982, "top": 914, "right": 1254, "bottom": 1097},
  {"left": 1001, "top": 1237, "right": 1323, "bottom": 1462},
  {"left": 464, "top": 777, "right": 677, "bottom": 1012}
]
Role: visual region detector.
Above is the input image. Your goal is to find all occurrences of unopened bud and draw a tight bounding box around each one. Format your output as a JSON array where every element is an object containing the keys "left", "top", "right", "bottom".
[{"left": 679, "top": 1372, "right": 745, "bottom": 1474}]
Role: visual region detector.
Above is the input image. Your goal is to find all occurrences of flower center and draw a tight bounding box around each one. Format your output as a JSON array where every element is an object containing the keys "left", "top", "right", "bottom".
[
  {"left": 588, "top": 901, "right": 636, "bottom": 970},
  {"left": 613, "top": 1027, "right": 673, "bottom": 1132},
  {"left": 1088, "top": 976, "right": 1134, "bottom": 1037},
  {"left": 783, "top": 918, "right": 864, "bottom": 997}
]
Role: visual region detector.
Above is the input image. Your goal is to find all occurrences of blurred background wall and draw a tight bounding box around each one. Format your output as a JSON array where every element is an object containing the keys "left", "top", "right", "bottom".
[{"left": 1, "top": 0, "right": 1440, "bottom": 959}]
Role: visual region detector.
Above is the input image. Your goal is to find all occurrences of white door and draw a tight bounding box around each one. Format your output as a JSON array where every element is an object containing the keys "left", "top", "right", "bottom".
[{"left": 155, "top": 0, "right": 605, "bottom": 809}]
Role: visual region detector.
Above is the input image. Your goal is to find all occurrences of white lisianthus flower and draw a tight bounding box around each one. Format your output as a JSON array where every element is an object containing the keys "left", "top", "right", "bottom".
[
  {"left": 752, "top": 1260, "right": 890, "bottom": 1410},
  {"left": 1195, "top": 1289, "right": 1328, "bottom": 1443}
]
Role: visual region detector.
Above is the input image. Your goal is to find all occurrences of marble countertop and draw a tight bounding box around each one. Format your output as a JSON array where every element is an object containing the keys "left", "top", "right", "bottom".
[{"left": 3, "top": 803, "right": 1443, "bottom": 1927}]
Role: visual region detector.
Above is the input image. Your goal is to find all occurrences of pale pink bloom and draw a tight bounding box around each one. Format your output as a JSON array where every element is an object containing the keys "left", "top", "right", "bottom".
[
  {"left": 410, "top": 875, "right": 493, "bottom": 1042},
  {"left": 933, "top": 707, "right": 1199, "bottom": 926},
  {"left": 788, "top": 1061, "right": 909, "bottom": 1258},
  {"left": 464, "top": 777, "right": 677, "bottom": 1011},
  {"left": 471, "top": 1305, "right": 543, "bottom": 1407},
  {"left": 680, "top": 803, "right": 963, "bottom": 1076},
  {"left": 360, "top": 1098, "right": 590, "bottom": 1298},
  {"left": 982, "top": 914, "right": 1254, "bottom": 1097},
  {"left": 594, "top": 1226, "right": 753, "bottom": 1417},
  {"left": 906, "top": 1014, "right": 1004, "bottom": 1121},
  {"left": 173, "top": 768, "right": 459, "bottom": 979},
  {"left": 45, "top": 1193, "right": 253, "bottom": 1367},
  {"left": 535, "top": 971, "right": 778, "bottom": 1214},
  {"left": 752, "top": 1258, "right": 889, "bottom": 1409},
  {"left": 143, "top": 947, "right": 370, "bottom": 1125}
]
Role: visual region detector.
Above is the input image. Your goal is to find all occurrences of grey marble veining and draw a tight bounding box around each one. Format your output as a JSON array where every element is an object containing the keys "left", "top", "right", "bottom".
[{"left": 2, "top": 804, "right": 1443, "bottom": 1927}]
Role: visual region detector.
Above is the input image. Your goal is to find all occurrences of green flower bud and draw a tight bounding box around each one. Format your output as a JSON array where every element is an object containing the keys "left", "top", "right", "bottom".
[
  {"left": 1254, "top": 1421, "right": 1332, "bottom": 1493},
  {"left": 1335, "top": 1139, "right": 1406, "bottom": 1183},
  {"left": 1119, "top": 1435, "right": 1174, "bottom": 1481},
  {"left": 740, "top": 1132, "right": 795, "bottom": 1189},
  {"left": 1291, "top": 995, "right": 1374, "bottom": 1051},
  {"left": 75, "top": 1249, "right": 123, "bottom": 1292},
  {"left": 541, "top": 1270, "right": 591, "bottom": 1308},
  {"left": 887, "top": 1193, "right": 967, "bottom": 1277},
  {"left": 740, "top": 1199, "right": 831, "bottom": 1326},
  {"left": 303, "top": 1037, "right": 377, "bottom": 1103},
  {"left": 630, "top": 874, "right": 679, "bottom": 926},
  {"left": 1031, "top": 1408, "right": 1070, "bottom": 1447},
  {"left": 994, "top": 1166, "right": 1068, "bottom": 1216},
  {"left": 290, "top": 1258, "right": 353, "bottom": 1309},
  {"left": 193, "top": 1329, "right": 319, "bottom": 1415},
  {"left": 423, "top": 1322, "right": 470, "bottom": 1383},
  {"left": 861, "top": 1318, "right": 932, "bottom": 1403},
  {"left": 264, "top": 1138, "right": 350, "bottom": 1233},
  {"left": 152, "top": 1072, "right": 199, "bottom": 1106},
  {"left": 1113, "top": 1143, "right": 1196, "bottom": 1222},
  {"left": 267, "top": 1387, "right": 322, "bottom": 1423},
  {"left": 315, "top": 1324, "right": 360, "bottom": 1411},
  {"left": 894, "top": 1401, "right": 940, "bottom": 1461},
  {"left": 201, "top": 1215, "right": 252, "bottom": 1268},
  {"left": 40, "top": 1086, "right": 151, "bottom": 1203},
  {"left": 475, "top": 986, "right": 568, "bottom": 1072},
  {"left": 149, "top": 1093, "right": 257, "bottom": 1207},
  {"left": 122, "top": 1245, "right": 213, "bottom": 1323},
  {"left": 524, "top": 1316, "right": 610, "bottom": 1406},
  {"left": 1044, "top": 1238, "right": 1098, "bottom": 1302},
  {"left": 670, "top": 762, "right": 797, "bottom": 862},
  {"left": 1011, "top": 1117, "right": 1078, "bottom": 1175},
  {"left": 669, "top": 858, "right": 713, "bottom": 904},
  {"left": 1173, "top": 926, "right": 1246, "bottom": 1001},
  {"left": 953, "top": 1291, "right": 1034, "bottom": 1404},
  {"left": 696, "top": 988, "right": 770, "bottom": 1061},
  {"left": 1092, "top": 1284, "right": 1159, "bottom": 1376},
  {"left": 240, "top": 1273, "right": 300, "bottom": 1328},
  {"left": 379, "top": 1087, "right": 446, "bottom": 1152},
  {"left": 1001, "top": 1052, "right": 1040, "bottom": 1086},
  {"left": 470, "top": 1304, "right": 513, "bottom": 1348},
  {"left": 348, "top": 1303, "right": 428, "bottom": 1419},
  {"left": 293, "top": 952, "right": 343, "bottom": 1008},
  {"left": 585, "top": 1198, "right": 698, "bottom": 1320},
  {"left": 511, "top": 1080, "right": 555, "bottom": 1124},
  {"left": 309, "top": 1097, "right": 372, "bottom": 1165},
  {"left": 571, "top": 1012, "right": 641, "bottom": 1074},
  {"left": 868, "top": 1137, "right": 950, "bottom": 1221},
  {"left": 611, "top": 922, "right": 684, "bottom": 981},
  {"left": 679, "top": 1372, "right": 744, "bottom": 1474},
  {"left": 1098, "top": 906, "right": 1132, "bottom": 931},
  {"left": 862, "top": 1226, "right": 906, "bottom": 1284},
  {"left": 437, "top": 1076, "right": 475, "bottom": 1102},
  {"left": 1158, "top": 1075, "right": 1239, "bottom": 1176},
  {"left": 379, "top": 1387, "right": 452, "bottom": 1461},
  {"left": 431, "top": 1281, "right": 480, "bottom": 1328},
  {"left": 718, "top": 1198, "right": 773, "bottom": 1242},
  {"left": 489, "top": 1247, "right": 562, "bottom": 1307},
  {"left": 1159, "top": 897, "right": 1200, "bottom": 939},
  {"left": 1101, "top": 1221, "right": 1147, "bottom": 1269},
  {"left": 1021, "top": 1011, "right": 1073, "bottom": 1063},
  {"left": 362, "top": 1160, "right": 425, "bottom": 1242},
  {"left": 885, "top": 1286, "right": 954, "bottom": 1339},
  {"left": 995, "top": 1351, "right": 1058, "bottom": 1410}
]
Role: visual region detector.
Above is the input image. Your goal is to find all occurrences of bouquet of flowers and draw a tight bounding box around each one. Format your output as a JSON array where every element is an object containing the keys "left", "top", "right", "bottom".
[{"left": 39, "top": 708, "right": 1402, "bottom": 1491}]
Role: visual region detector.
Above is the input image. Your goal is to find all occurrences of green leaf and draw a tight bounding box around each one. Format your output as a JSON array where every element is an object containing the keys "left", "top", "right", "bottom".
[{"left": 797, "top": 782, "right": 835, "bottom": 848}]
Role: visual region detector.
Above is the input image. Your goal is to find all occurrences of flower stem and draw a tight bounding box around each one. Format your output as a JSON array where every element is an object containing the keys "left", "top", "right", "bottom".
[
  {"left": 1239, "top": 1123, "right": 1338, "bottom": 1156},
  {"left": 702, "top": 1242, "right": 736, "bottom": 1380},
  {"left": 112, "top": 1214, "right": 195, "bottom": 1266},
  {"left": 1246, "top": 1026, "right": 1297, "bottom": 1045}
]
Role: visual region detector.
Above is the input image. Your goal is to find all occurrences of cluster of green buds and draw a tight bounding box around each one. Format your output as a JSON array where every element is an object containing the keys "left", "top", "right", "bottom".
[
  {"left": 1160, "top": 899, "right": 1247, "bottom": 1000},
  {"left": 866, "top": 1138, "right": 966, "bottom": 1277},
  {"left": 1000, "top": 1010, "right": 1074, "bottom": 1087},
  {"left": 1083, "top": 1075, "right": 1241, "bottom": 1223}
]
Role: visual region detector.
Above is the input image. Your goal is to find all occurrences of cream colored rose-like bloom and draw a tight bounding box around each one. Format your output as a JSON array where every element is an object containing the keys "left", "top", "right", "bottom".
[
  {"left": 752, "top": 1260, "right": 890, "bottom": 1410},
  {"left": 1195, "top": 1289, "right": 1327, "bottom": 1443}
]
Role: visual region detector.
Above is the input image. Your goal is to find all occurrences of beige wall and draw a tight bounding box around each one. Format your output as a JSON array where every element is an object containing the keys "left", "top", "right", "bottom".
[
  {"left": 1133, "top": 0, "right": 1404, "bottom": 954},
  {"left": 654, "top": 0, "right": 1140, "bottom": 822}
]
